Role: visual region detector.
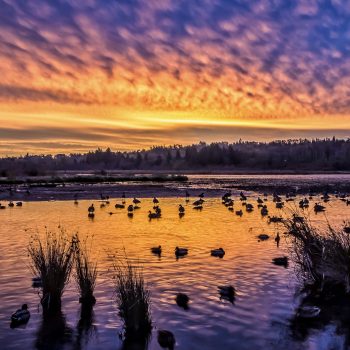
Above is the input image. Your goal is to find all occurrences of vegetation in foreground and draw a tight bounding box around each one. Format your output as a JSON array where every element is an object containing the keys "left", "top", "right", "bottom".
[
  {"left": 113, "top": 258, "right": 152, "bottom": 340},
  {"left": 28, "top": 229, "right": 76, "bottom": 312},
  {"left": 284, "top": 213, "right": 350, "bottom": 293},
  {"left": 74, "top": 235, "right": 97, "bottom": 307}
]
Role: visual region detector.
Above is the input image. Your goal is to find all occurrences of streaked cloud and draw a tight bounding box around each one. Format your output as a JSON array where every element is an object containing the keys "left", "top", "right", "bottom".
[{"left": 0, "top": 0, "right": 349, "bottom": 154}]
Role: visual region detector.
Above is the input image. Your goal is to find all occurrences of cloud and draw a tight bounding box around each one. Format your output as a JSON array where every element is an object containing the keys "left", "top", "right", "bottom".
[{"left": 0, "top": 0, "right": 350, "bottom": 153}]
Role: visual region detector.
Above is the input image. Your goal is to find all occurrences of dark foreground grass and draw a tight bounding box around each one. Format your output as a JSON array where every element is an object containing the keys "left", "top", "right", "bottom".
[
  {"left": 113, "top": 258, "right": 152, "bottom": 339},
  {"left": 28, "top": 229, "right": 75, "bottom": 312},
  {"left": 284, "top": 213, "right": 350, "bottom": 292},
  {"left": 74, "top": 235, "right": 97, "bottom": 306}
]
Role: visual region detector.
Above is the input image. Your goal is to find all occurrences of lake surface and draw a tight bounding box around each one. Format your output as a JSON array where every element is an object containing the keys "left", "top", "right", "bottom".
[{"left": 0, "top": 192, "right": 349, "bottom": 349}]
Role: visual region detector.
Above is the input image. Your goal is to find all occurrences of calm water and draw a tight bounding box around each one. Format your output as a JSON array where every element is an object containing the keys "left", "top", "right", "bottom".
[{"left": 0, "top": 194, "right": 349, "bottom": 350}]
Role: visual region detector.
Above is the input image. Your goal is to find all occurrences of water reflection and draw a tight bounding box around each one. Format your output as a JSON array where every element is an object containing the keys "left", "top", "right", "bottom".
[
  {"left": 35, "top": 310, "right": 73, "bottom": 350},
  {"left": 75, "top": 305, "right": 97, "bottom": 350}
]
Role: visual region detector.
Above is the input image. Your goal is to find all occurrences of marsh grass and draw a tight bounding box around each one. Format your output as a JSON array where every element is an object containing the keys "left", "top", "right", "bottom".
[
  {"left": 284, "top": 212, "right": 350, "bottom": 292},
  {"left": 74, "top": 235, "right": 97, "bottom": 306},
  {"left": 113, "top": 257, "right": 152, "bottom": 338},
  {"left": 28, "top": 228, "right": 76, "bottom": 312}
]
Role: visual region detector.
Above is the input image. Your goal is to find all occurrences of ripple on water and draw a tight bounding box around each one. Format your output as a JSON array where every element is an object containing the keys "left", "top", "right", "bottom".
[{"left": 0, "top": 195, "right": 349, "bottom": 349}]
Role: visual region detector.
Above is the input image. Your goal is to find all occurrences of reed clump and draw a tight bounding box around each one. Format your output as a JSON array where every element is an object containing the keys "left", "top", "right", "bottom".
[
  {"left": 284, "top": 212, "right": 350, "bottom": 292},
  {"left": 113, "top": 259, "right": 152, "bottom": 338},
  {"left": 28, "top": 228, "right": 76, "bottom": 312},
  {"left": 74, "top": 234, "right": 97, "bottom": 306}
]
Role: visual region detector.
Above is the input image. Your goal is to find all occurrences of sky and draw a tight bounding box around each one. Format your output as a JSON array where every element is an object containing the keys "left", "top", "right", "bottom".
[{"left": 1, "top": 0, "right": 350, "bottom": 155}]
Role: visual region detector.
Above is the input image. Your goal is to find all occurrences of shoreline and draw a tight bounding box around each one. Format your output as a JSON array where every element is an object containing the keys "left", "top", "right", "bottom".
[{"left": 1, "top": 172, "right": 350, "bottom": 202}]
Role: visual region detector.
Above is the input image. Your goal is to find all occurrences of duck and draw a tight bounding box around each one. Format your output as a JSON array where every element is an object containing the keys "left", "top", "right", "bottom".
[
  {"left": 88, "top": 204, "right": 95, "bottom": 213},
  {"left": 127, "top": 205, "right": 134, "bottom": 212},
  {"left": 151, "top": 245, "right": 162, "bottom": 255},
  {"left": 176, "top": 293, "right": 190, "bottom": 309},
  {"left": 178, "top": 204, "right": 185, "bottom": 213},
  {"left": 193, "top": 199, "right": 204, "bottom": 206},
  {"left": 11, "top": 304, "right": 30, "bottom": 325},
  {"left": 148, "top": 210, "right": 160, "bottom": 219},
  {"left": 235, "top": 209, "right": 243, "bottom": 216},
  {"left": 257, "top": 234, "right": 270, "bottom": 241},
  {"left": 246, "top": 203, "right": 254, "bottom": 212},
  {"left": 275, "top": 232, "right": 281, "bottom": 245},
  {"left": 32, "top": 277, "right": 42, "bottom": 288},
  {"left": 240, "top": 192, "right": 247, "bottom": 201},
  {"left": 153, "top": 197, "right": 159, "bottom": 204},
  {"left": 115, "top": 203, "right": 125, "bottom": 209},
  {"left": 272, "top": 256, "right": 288, "bottom": 267},
  {"left": 297, "top": 305, "right": 321, "bottom": 319},
  {"left": 211, "top": 248, "right": 225, "bottom": 258},
  {"left": 16, "top": 202, "right": 23, "bottom": 207},
  {"left": 218, "top": 285, "right": 236, "bottom": 302},
  {"left": 275, "top": 202, "right": 284, "bottom": 209},
  {"left": 257, "top": 197, "right": 264, "bottom": 204},
  {"left": 268, "top": 216, "right": 283, "bottom": 223},
  {"left": 175, "top": 247, "right": 188, "bottom": 257},
  {"left": 158, "top": 330, "right": 175, "bottom": 350},
  {"left": 314, "top": 203, "right": 325, "bottom": 213},
  {"left": 261, "top": 206, "right": 268, "bottom": 216},
  {"left": 8, "top": 201, "right": 14, "bottom": 207},
  {"left": 133, "top": 198, "right": 141, "bottom": 205},
  {"left": 0, "top": 204, "right": 6, "bottom": 209}
]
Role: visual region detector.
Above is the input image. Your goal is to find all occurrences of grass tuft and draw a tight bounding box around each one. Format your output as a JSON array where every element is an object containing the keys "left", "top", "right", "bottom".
[
  {"left": 28, "top": 228, "right": 75, "bottom": 312},
  {"left": 113, "top": 258, "right": 152, "bottom": 338}
]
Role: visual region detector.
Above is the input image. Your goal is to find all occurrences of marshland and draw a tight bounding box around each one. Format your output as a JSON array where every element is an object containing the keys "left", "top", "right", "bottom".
[{"left": 1, "top": 174, "right": 350, "bottom": 349}]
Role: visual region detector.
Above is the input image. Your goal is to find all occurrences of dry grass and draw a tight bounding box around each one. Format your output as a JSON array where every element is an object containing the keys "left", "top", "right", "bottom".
[
  {"left": 28, "top": 228, "right": 76, "bottom": 311},
  {"left": 74, "top": 234, "right": 97, "bottom": 305},
  {"left": 113, "top": 258, "right": 152, "bottom": 338},
  {"left": 284, "top": 212, "right": 350, "bottom": 292}
]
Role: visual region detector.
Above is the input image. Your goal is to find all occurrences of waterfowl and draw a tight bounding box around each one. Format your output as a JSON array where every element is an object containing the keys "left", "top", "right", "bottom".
[
  {"left": 268, "top": 216, "right": 283, "bottom": 223},
  {"left": 272, "top": 256, "right": 288, "bottom": 267},
  {"left": 16, "top": 202, "right": 23, "bottom": 206},
  {"left": 297, "top": 305, "right": 321, "bottom": 319},
  {"left": 235, "top": 209, "right": 243, "bottom": 216},
  {"left": 151, "top": 245, "right": 162, "bottom": 255},
  {"left": 246, "top": 203, "right": 254, "bottom": 212},
  {"left": 176, "top": 293, "right": 190, "bottom": 309},
  {"left": 240, "top": 192, "right": 247, "bottom": 201},
  {"left": 178, "top": 204, "right": 185, "bottom": 213},
  {"left": 158, "top": 330, "right": 175, "bottom": 350},
  {"left": 257, "top": 197, "right": 264, "bottom": 204},
  {"left": 133, "top": 198, "right": 141, "bottom": 205},
  {"left": 218, "top": 285, "right": 236, "bottom": 301},
  {"left": 193, "top": 199, "right": 204, "bottom": 206},
  {"left": 211, "top": 248, "right": 225, "bottom": 258},
  {"left": 314, "top": 203, "right": 325, "bottom": 213},
  {"left": 88, "top": 204, "right": 95, "bottom": 213},
  {"left": 275, "top": 202, "right": 284, "bottom": 209},
  {"left": 32, "top": 277, "right": 42, "bottom": 288},
  {"left": 127, "top": 205, "right": 134, "bottom": 212},
  {"left": 8, "top": 201, "right": 14, "bottom": 207},
  {"left": 148, "top": 210, "right": 160, "bottom": 219},
  {"left": 257, "top": 234, "right": 270, "bottom": 241},
  {"left": 115, "top": 203, "right": 125, "bottom": 209},
  {"left": 175, "top": 247, "right": 188, "bottom": 257},
  {"left": 11, "top": 304, "right": 30, "bottom": 325},
  {"left": 0, "top": 204, "right": 5, "bottom": 209},
  {"left": 261, "top": 206, "right": 268, "bottom": 216},
  {"left": 100, "top": 203, "right": 105, "bottom": 208},
  {"left": 153, "top": 197, "right": 159, "bottom": 204},
  {"left": 275, "top": 232, "right": 281, "bottom": 245}
]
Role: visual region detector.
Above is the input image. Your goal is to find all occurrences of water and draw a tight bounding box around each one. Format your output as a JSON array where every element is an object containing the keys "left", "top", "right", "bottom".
[{"left": 0, "top": 193, "right": 349, "bottom": 349}]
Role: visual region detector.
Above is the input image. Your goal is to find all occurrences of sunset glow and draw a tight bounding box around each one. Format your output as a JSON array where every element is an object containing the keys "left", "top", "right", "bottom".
[{"left": 1, "top": 0, "right": 350, "bottom": 154}]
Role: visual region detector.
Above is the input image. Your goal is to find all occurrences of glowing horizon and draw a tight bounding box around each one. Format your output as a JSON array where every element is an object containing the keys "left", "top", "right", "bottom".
[{"left": 1, "top": 0, "right": 350, "bottom": 155}]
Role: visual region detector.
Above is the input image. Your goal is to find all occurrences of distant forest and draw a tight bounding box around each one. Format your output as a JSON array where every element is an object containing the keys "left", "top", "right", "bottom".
[{"left": 1, "top": 138, "right": 350, "bottom": 176}]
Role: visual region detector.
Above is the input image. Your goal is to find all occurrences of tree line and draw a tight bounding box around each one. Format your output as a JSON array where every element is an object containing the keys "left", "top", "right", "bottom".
[{"left": 1, "top": 138, "right": 350, "bottom": 177}]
